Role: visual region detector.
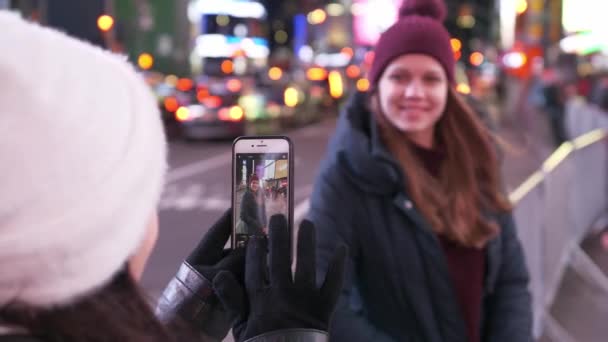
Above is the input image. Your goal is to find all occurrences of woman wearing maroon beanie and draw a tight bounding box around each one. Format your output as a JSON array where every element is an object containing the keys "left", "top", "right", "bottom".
[{"left": 308, "top": 0, "right": 533, "bottom": 341}]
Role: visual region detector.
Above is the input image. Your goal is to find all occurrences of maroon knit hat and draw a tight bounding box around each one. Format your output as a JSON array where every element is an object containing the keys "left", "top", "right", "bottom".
[{"left": 368, "top": 0, "right": 454, "bottom": 86}]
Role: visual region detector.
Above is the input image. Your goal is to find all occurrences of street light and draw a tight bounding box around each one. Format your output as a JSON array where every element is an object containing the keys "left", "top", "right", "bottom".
[
  {"left": 97, "top": 15, "right": 114, "bottom": 32},
  {"left": 137, "top": 53, "right": 154, "bottom": 70}
]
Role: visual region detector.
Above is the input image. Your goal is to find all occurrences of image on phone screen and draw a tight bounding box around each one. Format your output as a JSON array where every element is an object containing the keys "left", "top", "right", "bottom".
[{"left": 234, "top": 152, "right": 289, "bottom": 248}]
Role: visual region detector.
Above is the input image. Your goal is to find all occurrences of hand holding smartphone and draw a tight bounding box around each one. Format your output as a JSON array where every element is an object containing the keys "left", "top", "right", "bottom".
[{"left": 231, "top": 136, "right": 294, "bottom": 249}]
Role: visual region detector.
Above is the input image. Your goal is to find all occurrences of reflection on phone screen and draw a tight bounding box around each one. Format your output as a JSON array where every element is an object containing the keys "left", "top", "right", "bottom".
[{"left": 234, "top": 153, "right": 289, "bottom": 248}]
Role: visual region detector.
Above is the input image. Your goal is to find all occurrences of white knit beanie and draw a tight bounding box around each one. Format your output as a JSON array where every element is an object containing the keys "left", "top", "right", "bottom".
[{"left": 0, "top": 12, "right": 167, "bottom": 307}]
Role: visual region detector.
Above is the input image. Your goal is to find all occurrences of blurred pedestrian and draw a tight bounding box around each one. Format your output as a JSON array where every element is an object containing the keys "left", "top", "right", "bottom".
[
  {"left": 308, "top": 0, "right": 532, "bottom": 341},
  {"left": 0, "top": 12, "right": 345, "bottom": 342},
  {"left": 240, "top": 174, "right": 268, "bottom": 236},
  {"left": 543, "top": 80, "right": 567, "bottom": 146}
]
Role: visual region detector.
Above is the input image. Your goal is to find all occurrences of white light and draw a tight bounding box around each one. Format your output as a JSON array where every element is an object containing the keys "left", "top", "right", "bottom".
[
  {"left": 502, "top": 52, "right": 525, "bottom": 68},
  {"left": 327, "top": 3, "right": 345, "bottom": 16},
  {"left": 186, "top": 105, "right": 205, "bottom": 119},
  {"left": 314, "top": 53, "right": 351, "bottom": 68},
  {"left": 195, "top": 34, "right": 269, "bottom": 58},
  {"left": 499, "top": 0, "right": 517, "bottom": 49},
  {"left": 188, "top": 0, "right": 267, "bottom": 22},
  {"left": 298, "top": 45, "right": 314, "bottom": 63},
  {"left": 234, "top": 23, "right": 248, "bottom": 37},
  {"left": 196, "top": 34, "right": 231, "bottom": 57},
  {"left": 351, "top": 3, "right": 364, "bottom": 16},
  {"left": 234, "top": 57, "right": 247, "bottom": 75}
]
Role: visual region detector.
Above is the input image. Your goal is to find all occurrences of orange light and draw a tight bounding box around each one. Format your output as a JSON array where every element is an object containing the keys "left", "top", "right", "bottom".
[
  {"left": 328, "top": 70, "right": 343, "bottom": 99},
  {"left": 176, "top": 78, "right": 194, "bottom": 92},
  {"left": 175, "top": 106, "right": 190, "bottom": 121},
  {"left": 233, "top": 49, "right": 246, "bottom": 58},
  {"left": 341, "top": 47, "right": 354, "bottom": 57},
  {"left": 164, "top": 97, "right": 179, "bottom": 112},
  {"left": 268, "top": 67, "right": 283, "bottom": 80},
  {"left": 450, "top": 38, "right": 462, "bottom": 52},
  {"left": 229, "top": 106, "right": 244, "bottom": 121},
  {"left": 356, "top": 78, "right": 370, "bottom": 92},
  {"left": 470, "top": 52, "right": 484, "bottom": 66},
  {"left": 97, "top": 15, "right": 114, "bottom": 32},
  {"left": 226, "top": 79, "right": 242, "bottom": 92},
  {"left": 221, "top": 60, "right": 234, "bottom": 74},
  {"left": 307, "top": 67, "right": 328, "bottom": 81},
  {"left": 364, "top": 51, "right": 375, "bottom": 65},
  {"left": 137, "top": 53, "right": 154, "bottom": 70},
  {"left": 197, "top": 89, "right": 209, "bottom": 102},
  {"left": 203, "top": 96, "right": 222, "bottom": 108},
  {"left": 346, "top": 65, "right": 361, "bottom": 78},
  {"left": 454, "top": 50, "right": 462, "bottom": 61},
  {"left": 457, "top": 83, "right": 471, "bottom": 94}
]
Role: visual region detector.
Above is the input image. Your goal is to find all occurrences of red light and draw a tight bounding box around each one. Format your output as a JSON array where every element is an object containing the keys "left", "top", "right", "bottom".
[
  {"left": 454, "top": 50, "right": 462, "bottom": 61},
  {"left": 164, "top": 97, "right": 179, "bottom": 112},
  {"left": 346, "top": 65, "right": 361, "bottom": 78},
  {"left": 218, "top": 108, "right": 230, "bottom": 121},
  {"left": 176, "top": 78, "right": 193, "bottom": 92},
  {"left": 341, "top": 47, "right": 354, "bottom": 57},
  {"left": 203, "top": 96, "right": 222, "bottom": 108},
  {"left": 364, "top": 51, "right": 375, "bottom": 65},
  {"left": 226, "top": 79, "right": 243, "bottom": 92},
  {"left": 197, "top": 89, "right": 209, "bottom": 102}
]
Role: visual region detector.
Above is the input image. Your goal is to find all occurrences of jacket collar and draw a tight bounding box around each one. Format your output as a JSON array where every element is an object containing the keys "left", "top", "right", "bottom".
[{"left": 328, "top": 92, "right": 404, "bottom": 195}]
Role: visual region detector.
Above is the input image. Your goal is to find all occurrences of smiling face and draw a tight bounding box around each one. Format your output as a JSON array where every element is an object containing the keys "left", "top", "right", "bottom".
[
  {"left": 250, "top": 179, "right": 259, "bottom": 192},
  {"left": 377, "top": 54, "right": 449, "bottom": 148}
]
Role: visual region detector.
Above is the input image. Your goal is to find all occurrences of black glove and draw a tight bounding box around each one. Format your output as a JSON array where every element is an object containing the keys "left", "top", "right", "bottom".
[
  {"left": 186, "top": 209, "right": 245, "bottom": 283},
  {"left": 155, "top": 209, "right": 245, "bottom": 340},
  {"left": 213, "top": 214, "right": 347, "bottom": 342}
]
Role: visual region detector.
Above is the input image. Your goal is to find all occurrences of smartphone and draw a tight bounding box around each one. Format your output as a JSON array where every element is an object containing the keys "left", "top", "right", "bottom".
[{"left": 231, "top": 136, "right": 294, "bottom": 249}]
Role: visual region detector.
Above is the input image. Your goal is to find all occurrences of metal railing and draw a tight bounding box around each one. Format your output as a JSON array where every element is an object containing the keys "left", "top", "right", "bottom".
[{"left": 510, "top": 101, "right": 608, "bottom": 340}]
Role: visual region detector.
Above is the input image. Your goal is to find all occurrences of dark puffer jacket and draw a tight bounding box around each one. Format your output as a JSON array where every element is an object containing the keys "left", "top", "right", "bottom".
[{"left": 307, "top": 92, "right": 532, "bottom": 342}]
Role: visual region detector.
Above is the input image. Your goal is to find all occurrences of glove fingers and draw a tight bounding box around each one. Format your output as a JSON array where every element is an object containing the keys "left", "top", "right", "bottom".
[
  {"left": 320, "top": 245, "right": 348, "bottom": 312},
  {"left": 268, "top": 214, "right": 292, "bottom": 287},
  {"left": 215, "top": 248, "right": 246, "bottom": 282},
  {"left": 213, "top": 270, "right": 247, "bottom": 322},
  {"left": 294, "top": 220, "right": 316, "bottom": 288},
  {"left": 187, "top": 209, "right": 232, "bottom": 265},
  {"left": 245, "top": 235, "right": 268, "bottom": 293}
]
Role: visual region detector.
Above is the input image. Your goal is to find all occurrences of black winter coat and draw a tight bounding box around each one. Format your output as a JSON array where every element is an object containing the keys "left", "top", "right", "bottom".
[{"left": 307, "top": 93, "right": 533, "bottom": 342}]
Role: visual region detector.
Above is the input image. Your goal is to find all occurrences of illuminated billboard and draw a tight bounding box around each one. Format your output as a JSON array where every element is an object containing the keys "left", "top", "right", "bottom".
[
  {"left": 562, "top": 0, "right": 602, "bottom": 33},
  {"left": 353, "top": 0, "right": 399, "bottom": 46}
]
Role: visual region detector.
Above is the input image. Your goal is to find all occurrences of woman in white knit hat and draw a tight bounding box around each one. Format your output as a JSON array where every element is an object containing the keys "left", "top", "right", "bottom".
[{"left": 0, "top": 11, "right": 346, "bottom": 342}]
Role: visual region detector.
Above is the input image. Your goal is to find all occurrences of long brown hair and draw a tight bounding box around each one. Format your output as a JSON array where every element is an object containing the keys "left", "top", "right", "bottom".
[
  {"left": 0, "top": 267, "right": 188, "bottom": 341},
  {"left": 372, "top": 87, "right": 512, "bottom": 248}
]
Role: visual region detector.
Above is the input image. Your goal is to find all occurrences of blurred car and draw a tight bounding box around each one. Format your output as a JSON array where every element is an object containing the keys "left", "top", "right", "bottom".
[{"left": 173, "top": 77, "right": 247, "bottom": 140}]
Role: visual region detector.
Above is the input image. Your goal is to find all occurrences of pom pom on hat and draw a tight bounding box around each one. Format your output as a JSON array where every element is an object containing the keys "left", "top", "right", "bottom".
[{"left": 399, "top": 0, "right": 447, "bottom": 21}]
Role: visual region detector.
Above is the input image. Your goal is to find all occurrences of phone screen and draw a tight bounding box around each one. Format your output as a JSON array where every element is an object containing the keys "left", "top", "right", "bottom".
[{"left": 233, "top": 152, "right": 289, "bottom": 248}]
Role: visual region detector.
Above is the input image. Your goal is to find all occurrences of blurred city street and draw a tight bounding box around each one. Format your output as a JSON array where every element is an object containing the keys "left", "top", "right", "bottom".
[{"left": 5, "top": 0, "right": 608, "bottom": 340}]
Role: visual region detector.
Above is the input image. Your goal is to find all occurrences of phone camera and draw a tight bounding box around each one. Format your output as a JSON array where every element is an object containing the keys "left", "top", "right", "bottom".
[{"left": 251, "top": 144, "right": 254, "bottom": 147}]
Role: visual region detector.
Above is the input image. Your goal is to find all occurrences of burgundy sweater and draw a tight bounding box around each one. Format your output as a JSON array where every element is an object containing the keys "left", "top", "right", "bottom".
[{"left": 411, "top": 143, "right": 485, "bottom": 342}]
